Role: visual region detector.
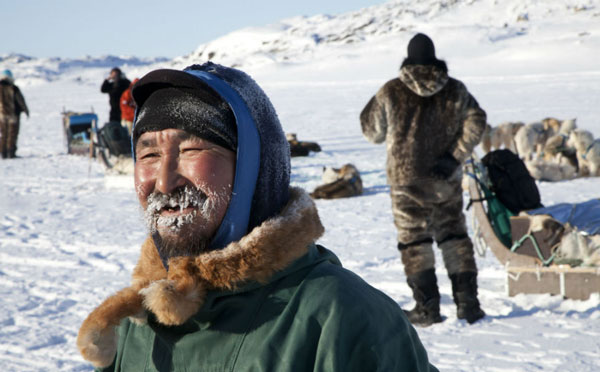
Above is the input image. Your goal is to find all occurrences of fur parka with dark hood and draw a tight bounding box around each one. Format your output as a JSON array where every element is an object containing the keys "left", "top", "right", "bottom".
[
  {"left": 360, "top": 63, "right": 486, "bottom": 186},
  {"left": 78, "top": 63, "right": 437, "bottom": 372}
]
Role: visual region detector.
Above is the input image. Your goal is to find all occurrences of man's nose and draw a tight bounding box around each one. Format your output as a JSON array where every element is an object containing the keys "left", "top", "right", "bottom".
[{"left": 156, "top": 155, "right": 184, "bottom": 194}]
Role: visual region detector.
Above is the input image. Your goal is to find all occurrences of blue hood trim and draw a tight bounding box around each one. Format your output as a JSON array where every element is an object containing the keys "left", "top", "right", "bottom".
[{"left": 183, "top": 70, "right": 261, "bottom": 250}]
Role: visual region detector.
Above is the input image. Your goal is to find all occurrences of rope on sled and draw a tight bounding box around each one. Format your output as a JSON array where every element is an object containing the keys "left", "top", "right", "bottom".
[{"left": 510, "top": 234, "right": 556, "bottom": 266}]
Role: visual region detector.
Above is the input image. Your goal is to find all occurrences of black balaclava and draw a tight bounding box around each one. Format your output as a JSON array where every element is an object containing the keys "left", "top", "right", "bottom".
[
  {"left": 400, "top": 33, "right": 448, "bottom": 72},
  {"left": 407, "top": 33, "right": 436, "bottom": 65}
]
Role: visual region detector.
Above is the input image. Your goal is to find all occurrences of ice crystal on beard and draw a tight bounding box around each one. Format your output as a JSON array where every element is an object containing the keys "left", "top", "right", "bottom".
[
  {"left": 155, "top": 210, "right": 198, "bottom": 231},
  {"left": 144, "top": 185, "right": 206, "bottom": 233},
  {"left": 143, "top": 185, "right": 230, "bottom": 234}
]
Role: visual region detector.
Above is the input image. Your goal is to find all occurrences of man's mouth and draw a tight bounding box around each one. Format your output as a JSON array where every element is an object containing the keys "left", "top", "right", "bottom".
[{"left": 159, "top": 205, "right": 196, "bottom": 216}]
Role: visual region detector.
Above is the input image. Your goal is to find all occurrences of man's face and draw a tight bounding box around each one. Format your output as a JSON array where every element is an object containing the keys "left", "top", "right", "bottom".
[
  {"left": 110, "top": 70, "right": 119, "bottom": 80},
  {"left": 135, "top": 128, "right": 236, "bottom": 256}
]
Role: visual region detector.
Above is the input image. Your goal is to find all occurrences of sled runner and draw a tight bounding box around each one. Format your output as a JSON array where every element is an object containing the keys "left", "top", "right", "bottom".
[{"left": 465, "top": 153, "right": 600, "bottom": 300}]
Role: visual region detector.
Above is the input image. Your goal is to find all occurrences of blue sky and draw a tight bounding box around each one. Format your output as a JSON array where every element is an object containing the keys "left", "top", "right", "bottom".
[{"left": 3, "top": 0, "right": 383, "bottom": 59}]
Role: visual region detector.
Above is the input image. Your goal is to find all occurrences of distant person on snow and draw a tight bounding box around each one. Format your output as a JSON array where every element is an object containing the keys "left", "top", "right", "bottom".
[
  {"left": 77, "top": 62, "right": 438, "bottom": 372},
  {"left": 360, "top": 33, "right": 487, "bottom": 326},
  {"left": 0, "top": 69, "right": 29, "bottom": 159},
  {"left": 101, "top": 67, "right": 130, "bottom": 122},
  {"left": 119, "top": 77, "right": 139, "bottom": 135}
]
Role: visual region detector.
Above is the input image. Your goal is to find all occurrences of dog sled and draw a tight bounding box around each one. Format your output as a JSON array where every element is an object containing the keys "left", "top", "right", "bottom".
[
  {"left": 62, "top": 111, "right": 132, "bottom": 170},
  {"left": 63, "top": 111, "right": 98, "bottom": 156},
  {"left": 466, "top": 151, "right": 600, "bottom": 300}
]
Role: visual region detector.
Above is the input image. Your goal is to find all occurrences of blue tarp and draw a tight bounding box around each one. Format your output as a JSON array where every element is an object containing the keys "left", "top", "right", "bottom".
[
  {"left": 529, "top": 199, "right": 600, "bottom": 235},
  {"left": 67, "top": 113, "right": 97, "bottom": 126}
]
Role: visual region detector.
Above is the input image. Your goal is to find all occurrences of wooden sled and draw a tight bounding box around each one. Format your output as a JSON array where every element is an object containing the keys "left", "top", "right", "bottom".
[
  {"left": 465, "top": 160, "right": 600, "bottom": 300},
  {"left": 62, "top": 111, "right": 98, "bottom": 156}
]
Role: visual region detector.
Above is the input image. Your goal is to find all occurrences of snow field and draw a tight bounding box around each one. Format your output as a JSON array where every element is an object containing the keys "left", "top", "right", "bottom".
[{"left": 2, "top": 0, "right": 600, "bottom": 370}]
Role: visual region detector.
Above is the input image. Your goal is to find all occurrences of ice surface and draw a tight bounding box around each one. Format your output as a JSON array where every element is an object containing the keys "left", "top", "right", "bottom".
[{"left": 1, "top": 0, "right": 600, "bottom": 370}]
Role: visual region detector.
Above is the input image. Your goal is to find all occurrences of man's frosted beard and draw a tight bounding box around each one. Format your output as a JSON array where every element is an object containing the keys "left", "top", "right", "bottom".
[{"left": 143, "top": 185, "right": 222, "bottom": 259}]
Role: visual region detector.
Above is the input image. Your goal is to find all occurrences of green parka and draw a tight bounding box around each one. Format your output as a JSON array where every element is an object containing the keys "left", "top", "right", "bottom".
[{"left": 96, "top": 190, "right": 437, "bottom": 372}]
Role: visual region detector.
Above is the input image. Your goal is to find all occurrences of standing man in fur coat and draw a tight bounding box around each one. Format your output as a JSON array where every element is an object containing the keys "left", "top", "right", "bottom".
[
  {"left": 77, "top": 62, "right": 438, "bottom": 371},
  {"left": 0, "top": 69, "right": 29, "bottom": 159},
  {"left": 361, "top": 33, "right": 487, "bottom": 326}
]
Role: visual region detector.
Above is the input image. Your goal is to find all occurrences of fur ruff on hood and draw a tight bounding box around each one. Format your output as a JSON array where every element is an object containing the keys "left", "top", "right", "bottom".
[
  {"left": 77, "top": 187, "right": 324, "bottom": 368},
  {"left": 399, "top": 64, "right": 449, "bottom": 97}
]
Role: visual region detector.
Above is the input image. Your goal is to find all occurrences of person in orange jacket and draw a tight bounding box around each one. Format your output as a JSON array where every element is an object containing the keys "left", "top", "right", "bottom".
[{"left": 119, "top": 78, "right": 139, "bottom": 135}]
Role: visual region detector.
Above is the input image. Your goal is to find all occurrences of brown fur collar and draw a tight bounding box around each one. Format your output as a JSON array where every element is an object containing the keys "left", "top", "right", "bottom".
[
  {"left": 399, "top": 65, "right": 449, "bottom": 97},
  {"left": 77, "top": 187, "right": 324, "bottom": 367}
]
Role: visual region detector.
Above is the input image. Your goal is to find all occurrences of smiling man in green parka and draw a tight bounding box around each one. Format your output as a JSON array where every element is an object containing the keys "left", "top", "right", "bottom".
[{"left": 79, "top": 62, "right": 437, "bottom": 372}]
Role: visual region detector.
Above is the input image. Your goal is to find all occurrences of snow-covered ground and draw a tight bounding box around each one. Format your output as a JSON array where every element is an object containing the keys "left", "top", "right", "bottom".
[{"left": 1, "top": 0, "right": 600, "bottom": 371}]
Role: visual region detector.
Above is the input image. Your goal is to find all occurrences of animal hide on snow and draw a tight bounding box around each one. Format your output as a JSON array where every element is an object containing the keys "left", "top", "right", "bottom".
[
  {"left": 286, "top": 133, "right": 321, "bottom": 157},
  {"left": 310, "top": 164, "right": 363, "bottom": 199}
]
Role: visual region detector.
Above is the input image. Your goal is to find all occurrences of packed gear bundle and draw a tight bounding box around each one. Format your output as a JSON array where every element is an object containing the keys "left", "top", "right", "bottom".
[
  {"left": 466, "top": 150, "right": 600, "bottom": 299},
  {"left": 481, "top": 149, "right": 543, "bottom": 214}
]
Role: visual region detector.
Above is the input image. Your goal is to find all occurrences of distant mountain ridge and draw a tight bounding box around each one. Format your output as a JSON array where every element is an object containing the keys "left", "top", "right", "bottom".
[
  {"left": 172, "top": 0, "right": 598, "bottom": 69},
  {"left": 0, "top": 53, "right": 168, "bottom": 83}
]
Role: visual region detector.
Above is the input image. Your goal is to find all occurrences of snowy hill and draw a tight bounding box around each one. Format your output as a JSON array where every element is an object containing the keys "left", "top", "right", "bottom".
[
  {"left": 172, "top": 0, "right": 600, "bottom": 75},
  {"left": 1, "top": 0, "right": 600, "bottom": 371},
  {"left": 5, "top": 0, "right": 599, "bottom": 85}
]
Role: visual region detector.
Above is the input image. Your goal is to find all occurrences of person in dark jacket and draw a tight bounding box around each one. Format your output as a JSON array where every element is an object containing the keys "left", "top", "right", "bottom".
[
  {"left": 77, "top": 62, "right": 438, "bottom": 372},
  {"left": 0, "top": 69, "right": 29, "bottom": 159},
  {"left": 101, "top": 67, "right": 131, "bottom": 122},
  {"left": 361, "top": 33, "right": 487, "bottom": 326}
]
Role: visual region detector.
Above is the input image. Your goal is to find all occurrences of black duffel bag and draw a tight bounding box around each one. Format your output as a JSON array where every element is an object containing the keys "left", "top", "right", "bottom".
[
  {"left": 481, "top": 149, "right": 543, "bottom": 214},
  {"left": 99, "top": 121, "right": 131, "bottom": 157}
]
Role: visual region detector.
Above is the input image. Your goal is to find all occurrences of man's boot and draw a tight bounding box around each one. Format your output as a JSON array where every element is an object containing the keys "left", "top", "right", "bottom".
[
  {"left": 1, "top": 150, "right": 6, "bottom": 159},
  {"left": 8, "top": 148, "right": 16, "bottom": 159},
  {"left": 403, "top": 268, "right": 443, "bottom": 327},
  {"left": 449, "top": 271, "right": 485, "bottom": 324}
]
